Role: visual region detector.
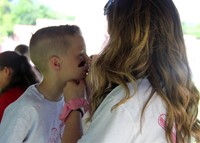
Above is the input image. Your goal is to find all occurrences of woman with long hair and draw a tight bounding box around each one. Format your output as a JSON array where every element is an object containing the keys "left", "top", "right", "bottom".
[{"left": 61, "top": 0, "right": 200, "bottom": 142}]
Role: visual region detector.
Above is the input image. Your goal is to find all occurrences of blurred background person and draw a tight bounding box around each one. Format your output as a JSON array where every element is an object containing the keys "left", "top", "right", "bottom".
[
  {"left": 14, "top": 44, "right": 30, "bottom": 61},
  {"left": 0, "top": 51, "right": 39, "bottom": 122},
  {"left": 14, "top": 44, "right": 43, "bottom": 81}
]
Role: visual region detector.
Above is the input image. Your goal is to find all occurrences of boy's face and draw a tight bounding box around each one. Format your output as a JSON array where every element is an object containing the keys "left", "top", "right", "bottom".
[{"left": 60, "top": 35, "right": 89, "bottom": 81}]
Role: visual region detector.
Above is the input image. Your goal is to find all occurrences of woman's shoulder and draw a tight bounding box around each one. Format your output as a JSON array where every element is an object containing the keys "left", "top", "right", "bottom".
[
  {"left": 101, "top": 78, "right": 166, "bottom": 117},
  {"left": 104, "top": 78, "right": 151, "bottom": 102}
]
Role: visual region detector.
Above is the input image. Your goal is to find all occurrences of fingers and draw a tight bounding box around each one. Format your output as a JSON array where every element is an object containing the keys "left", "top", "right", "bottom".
[{"left": 63, "top": 80, "right": 86, "bottom": 102}]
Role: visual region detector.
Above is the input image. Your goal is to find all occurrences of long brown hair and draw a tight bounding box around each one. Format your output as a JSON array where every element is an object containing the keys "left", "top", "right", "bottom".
[
  {"left": 89, "top": 0, "right": 200, "bottom": 142},
  {"left": 0, "top": 51, "right": 39, "bottom": 93}
]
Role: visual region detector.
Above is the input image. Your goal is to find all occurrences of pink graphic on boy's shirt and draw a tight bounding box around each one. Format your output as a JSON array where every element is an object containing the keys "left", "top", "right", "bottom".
[
  {"left": 48, "top": 128, "right": 59, "bottom": 143},
  {"left": 158, "top": 114, "right": 176, "bottom": 143},
  {"left": 48, "top": 122, "right": 64, "bottom": 143},
  {"left": 59, "top": 122, "right": 65, "bottom": 139}
]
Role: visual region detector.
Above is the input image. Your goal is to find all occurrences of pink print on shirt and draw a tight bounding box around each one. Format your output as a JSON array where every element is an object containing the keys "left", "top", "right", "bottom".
[
  {"left": 48, "top": 128, "right": 59, "bottom": 143},
  {"left": 158, "top": 114, "right": 176, "bottom": 143},
  {"left": 48, "top": 123, "right": 64, "bottom": 143}
]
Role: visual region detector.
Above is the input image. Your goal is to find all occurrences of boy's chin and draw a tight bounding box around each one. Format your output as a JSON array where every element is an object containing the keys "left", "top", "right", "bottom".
[
  {"left": 80, "top": 72, "right": 87, "bottom": 78},
  {"left": 70, "top": 72, "right": 87, "bottom": 81},
  {"left": 73, "top": 75, "right": 86, "bottom": 81}
]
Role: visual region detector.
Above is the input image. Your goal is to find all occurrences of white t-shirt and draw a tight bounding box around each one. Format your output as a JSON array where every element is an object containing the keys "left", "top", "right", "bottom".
[
  {"left": 79, "top": 79, "right": 176, "bottom": 143},
  {"left": 0, "top": 84, "right": 65, "bottom": 143}
]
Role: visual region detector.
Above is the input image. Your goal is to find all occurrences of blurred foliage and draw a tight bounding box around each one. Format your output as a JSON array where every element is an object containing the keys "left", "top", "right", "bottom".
[
  {"left": 0, "top": 0, "right": 75, "bottom": 42},
  {"left": 1, "top": 0, "right": 199, "bottom": 42},
  {"left": 182, "top": 22, "right": 200, "bottom": 39}
]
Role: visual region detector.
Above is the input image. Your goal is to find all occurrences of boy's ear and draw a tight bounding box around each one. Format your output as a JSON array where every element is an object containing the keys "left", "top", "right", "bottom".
[{"left": 49, "top": 56, "right": 61, "bottom": 70}]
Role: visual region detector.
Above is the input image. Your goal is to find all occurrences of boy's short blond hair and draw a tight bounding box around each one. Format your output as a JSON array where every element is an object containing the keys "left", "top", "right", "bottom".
[{"left": 29, "top": 25, "right": 81, "bottom": 73}]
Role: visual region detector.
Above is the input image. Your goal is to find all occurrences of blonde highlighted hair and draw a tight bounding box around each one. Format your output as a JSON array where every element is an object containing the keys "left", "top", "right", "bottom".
[{"left": 89, "top": 0, "right": 200, "bottom": 142}]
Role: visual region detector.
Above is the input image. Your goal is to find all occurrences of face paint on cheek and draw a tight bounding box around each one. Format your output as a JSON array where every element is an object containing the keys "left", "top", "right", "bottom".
[{"left": 78, "top": 61, "right": 86, "bottom": 67}]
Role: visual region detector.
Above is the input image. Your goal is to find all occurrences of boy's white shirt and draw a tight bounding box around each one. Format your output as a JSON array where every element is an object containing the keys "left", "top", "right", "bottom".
[
  {"left": 0, "top": 84, "right": 65, "bottom": 143},
  {"left": 79, "top": 78, "right": 174, "bottom": 143}
]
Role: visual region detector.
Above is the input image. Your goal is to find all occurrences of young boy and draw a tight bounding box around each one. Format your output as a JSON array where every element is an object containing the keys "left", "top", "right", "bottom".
[{"left": 0, "top": 25, "right": 89, "bottom": 143}]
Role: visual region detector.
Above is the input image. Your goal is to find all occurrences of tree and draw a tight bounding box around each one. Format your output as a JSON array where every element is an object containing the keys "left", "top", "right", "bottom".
[
  {"left": 0, "top": 0, "right": 73, "bottom": 42},
  {"left": 182, "top": 22, "right": 200, "bottom": 39},
  {"left": 0, "top": 0, "right": 13, "bottom": 40}
]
